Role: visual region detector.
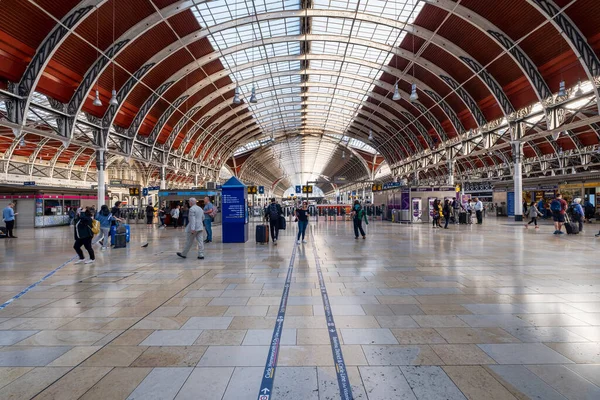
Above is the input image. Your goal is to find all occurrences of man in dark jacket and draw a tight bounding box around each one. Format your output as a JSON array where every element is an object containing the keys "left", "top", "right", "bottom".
[
  {"left": 265, "top": 198, "right": 283, "bottom": 245},
  {"left": 74, "top": 209, "right": 95, "bottom": 264}
]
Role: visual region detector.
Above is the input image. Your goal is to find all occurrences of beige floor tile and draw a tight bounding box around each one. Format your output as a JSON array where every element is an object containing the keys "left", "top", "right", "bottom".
[
  {"left": 419, "top": 304, "right": 473, "bottom": 315},
  {"left": 131, "top": 345, "right": 207, "bottom": 367},
  {"left": 0, "top": 367, "right": 72, "bottom": 400},
  {"left": 432, "top": 344, "right": 497, "bottom": 365},
  {"left": 48, "top": 346, "right": 102, "bottom": 367},
  {"left": 435, "top": 327, "right": 521, "bottom": 344},
  {"left": 296, "top": 329, "right": 333, "bottom": 345},
  {"left": 267, "top": 305, "right": 314, "bottom": 316},
  {"left": 81, "top": 345, "right": 147, "bottom": 367},
  {"left": 228, "top": 316, "right": 276, "bottom": 329},
  {"left": 194, "top": 329, "right": 247, "bottom": 345},
  {"left": 443, "top": 366, "right": 517, "bottom": 400},
  {"left": 178, "top": 306, "right": 229, "bottom": 317},
  {"left": 130, "top": 316, "right": 189, "bottom": 330},
  {"left": 110, "top": 329, "right": 154, "bottom": 345},
  {"left": 544, "top": 342, "right": 600, "bottom": 363},
  {"left": 0, "top": 367, "right": 33, "bottom": 390},
  {"left": 278, "top": 345, "right": 367, "bottom": 366},
  {"left": 32, "top": 366, "right": 112, "bottom": 400},
  {"left": 390, "top": 328, "right": 448, "bottom": 344},
  {"left": 79, "top": 367, "right": 152, "bottom": 400},
  {"left": 376, "top": 296, "right": 419, "bottom": 305}
]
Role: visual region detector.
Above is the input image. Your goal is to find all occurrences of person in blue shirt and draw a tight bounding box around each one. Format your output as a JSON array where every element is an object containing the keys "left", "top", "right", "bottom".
[
  {"left": 2, "top": 202, "right": 18, "bottom": 238},
  {"left": 570, "top": 198, "right": 585, "bottom": 233},
  {"left": 203, "top": 196, "right": 215, "bottom": 243}
]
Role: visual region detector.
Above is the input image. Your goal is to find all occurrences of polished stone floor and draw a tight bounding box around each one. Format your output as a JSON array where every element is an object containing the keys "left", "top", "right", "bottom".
[{"left": 0, "top": 217, "right": 599, "bottom": 399}]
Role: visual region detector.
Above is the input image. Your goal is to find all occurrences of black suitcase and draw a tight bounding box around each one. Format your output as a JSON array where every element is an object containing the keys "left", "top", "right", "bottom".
[
  {"left": 256, "top": 224, "right": 269, "bottom": 244},
  {"left": 278, "top": 217, "right": 286, "bottom": 230},
  {"left": 114, "top": 233, "right": 127, "bottom": 248},
  {"left": 459, "top": 213, "right": 468, "bottom": 224},
  {"left": 0, "top": 227, "right": 7, "bottom": 238},
  {"left": 565, "top": 222, "right": 579, "bottom": 235}
]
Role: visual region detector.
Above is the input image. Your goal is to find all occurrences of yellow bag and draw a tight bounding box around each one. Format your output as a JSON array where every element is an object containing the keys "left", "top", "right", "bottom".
[{"left": 91, "top": 219, "right": 100, "bottom": 235}]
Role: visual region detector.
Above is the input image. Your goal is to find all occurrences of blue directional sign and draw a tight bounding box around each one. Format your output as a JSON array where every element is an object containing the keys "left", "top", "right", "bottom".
[
  {"left": 258, "top": 186, "right": 264, "bottom": 194},
  {"left": 295, "top": 185, "right": 301, "bottom": 194},
  {"left": 142, "top": 188, "right": 148, "bottom": 196}
]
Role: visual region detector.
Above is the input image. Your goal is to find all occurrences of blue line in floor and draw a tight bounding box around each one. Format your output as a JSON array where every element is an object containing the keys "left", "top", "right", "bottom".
[
  {"left": 257, "top": 243, "right": 298, "bottom": 400},
  {"left": 0, "top": 256, "right": 77, "bottom": 311},
  {"left": 312, "top": 242, "right": 354, "bottom": 400}
]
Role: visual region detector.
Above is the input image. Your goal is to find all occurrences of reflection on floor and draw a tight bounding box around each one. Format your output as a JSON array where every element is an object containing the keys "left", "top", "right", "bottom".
[{"left": 0, "top": 217, "right": 599, "bottom": 399}]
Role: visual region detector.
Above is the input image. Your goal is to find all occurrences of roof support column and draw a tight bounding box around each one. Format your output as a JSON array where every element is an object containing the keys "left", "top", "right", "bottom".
[
  {"left": 511, "top": 122, "right": 525, "bottom": 222},
  {"left": 160, "top": 166, "right": 167, "bottom": 190},
  {"left": 96, "top": 149, "right": 106, "bottom": 210},
  {"left": 447, "top": 159, "right": 455, "bottom": 186}
]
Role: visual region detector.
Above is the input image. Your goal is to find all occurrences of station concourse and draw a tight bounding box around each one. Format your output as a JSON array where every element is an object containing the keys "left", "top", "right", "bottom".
[{"left": 1, "top": 0, "right": 600, "bottom": 399}]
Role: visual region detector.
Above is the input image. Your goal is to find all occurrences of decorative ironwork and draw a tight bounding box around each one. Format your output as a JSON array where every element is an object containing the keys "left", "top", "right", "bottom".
[
  {"left": 147, "top": 95, "right": 189, "bottom": 144},
  {"left": 459, "top": 56, "right": 515, "bottom": 115},
  {"left": 67, "top": 39, "right": 130, "bottom": 114},
  {"left": 401, "top": 111, "right": 433, "bottom": 149},
  {"left": 128, "top": 81, "right": 174, "bottom": 136},
  {"left": 412, "top": 102, "right": 448, "bottom": 141},
  {"left": 487, "top": 30, "right": 553, "bottom": 100},
  {"left": 439, "top": 75, "right": 487, "bottom": 126}
]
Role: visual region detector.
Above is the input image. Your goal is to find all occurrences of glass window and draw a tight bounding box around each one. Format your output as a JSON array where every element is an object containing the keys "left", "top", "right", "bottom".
[
  {"left": 63, "top": 200, "right": 80, "bottom": 216},
  {"left": 44, "top": 199, "right": 62, "bottom": 216}
]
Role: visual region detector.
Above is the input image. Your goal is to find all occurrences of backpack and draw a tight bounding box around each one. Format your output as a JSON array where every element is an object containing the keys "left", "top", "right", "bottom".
[
  {"left": 268, "top": 203, "right": 279, "bottom": 220},
  {"left": 568, "top": 204, "right": 581, "bottom": 216},
  {"left": 91, "top": 219, "right": 100, "bottom": 235},
  {"left": 550, "top": 199, "right": 562, "bottom": 212},
  {"left": 358, "top": 209, "right": 364, "bottom": 220}
]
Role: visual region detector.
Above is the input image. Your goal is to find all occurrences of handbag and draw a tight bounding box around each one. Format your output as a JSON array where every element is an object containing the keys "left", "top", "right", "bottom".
[{"left": 91, "top": 219, "right": 100, "bottom": 235}]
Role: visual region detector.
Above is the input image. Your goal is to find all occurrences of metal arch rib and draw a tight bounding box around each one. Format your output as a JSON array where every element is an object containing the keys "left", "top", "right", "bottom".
[
  {"left": 424, "top": 0, "right": 552, "bottom": 103},
  {"left": 11, "top": 0, "right": 103, "bottom": 127}
]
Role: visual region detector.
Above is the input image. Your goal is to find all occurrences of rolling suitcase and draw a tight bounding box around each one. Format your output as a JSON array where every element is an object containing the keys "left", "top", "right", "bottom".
[
  {"left": 0, "top": 227, "right": 7, "bottom": 239},
  {"left": 564, "top": 215, "right": 579, "bottom": 235},
  {"left": 114, "top": 233, "right": 127, "bottom": 248},
  {"left": 278, "top": 217, "right": 286, "bottom": 230},
  {"left": 110, "top": 223, "right": 130, "bottom": 245},
  {"left": 459, "top": 212, "right": 468, "bottom": 224},
  {"left": 256, "top": 224, "right": 269, "bottom": 244}
]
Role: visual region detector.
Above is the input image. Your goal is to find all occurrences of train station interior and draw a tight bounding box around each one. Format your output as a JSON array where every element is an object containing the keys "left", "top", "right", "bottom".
[{"left": 1, "top": 0, "right": 600, "bottom": 399}]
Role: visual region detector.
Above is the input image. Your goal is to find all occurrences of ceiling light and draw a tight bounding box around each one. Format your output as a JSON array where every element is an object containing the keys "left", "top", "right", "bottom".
[
  {"left": 109, "top": 89, "right": 119, "bottom": 106},
  {"left": 575, "top": 80, "right": 584, "bottom": 97},
  {"left": 11, "top": 127, "right": 20, "bottom": 136},
  {"left": 409, "top": 83, "right": 418, "bottom": 102},
  {"left": 19, "top": 137, "right": 25, "bottom": 147},
  {"left": 250, "top": 86, "right": 257, "bottom": 104},
  {"left": 392, "top": 82, "right": 401, "bottom": 101},
  {"left": 368, "top": 129, "right": 374, "bottom": 141},
  {"left": 552, "top": 131, "right": 561, "bottom": 141},
  {"left": 558, "top": 80, "right": 567, "bottom": 97},
  {"left": 342, "top": 150, "right": 346, "bottom": 159},
  {"left": 93, "top": 90, "right": 102, "bottom": 107},
  {"left": 233, "top": 86, "right": 241, "bottom": 105}
]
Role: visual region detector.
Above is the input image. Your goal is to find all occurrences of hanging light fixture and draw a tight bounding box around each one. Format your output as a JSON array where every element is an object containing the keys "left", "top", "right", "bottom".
[
  {"left": 368, "top": 129, "right": 374, "bottom": 141},
  {"left": 92, "top": 7, "right": 102, "bottom": 107},
  {"left": 93, "top": 90, "right": 102, "bottom": 107},
  {"left": 19, "top": 137, "right": 25, "bottom": 148},
  {"left": 392, "top": 83, "right": 401, "bottom": 101},
  {"left": 250, "top": 86, "right": 257, "bottom": 104},
  {"left": 409, "top": 83, "right": 418, "bottom": 102},
  {"left": 558, "top": 80, "right": 567, "bottom": 97},
  {"left": 342, "top": 150, "right": 346, "bottom": 159},
  {"left": 109, "top": 0, "right": 118, "bottom": 106},
  {"left": 575, "top": 79, "right": 584, "bottom": 97},
  {"left": 233, "top": 86, "right": 241, "bottom": 105}
]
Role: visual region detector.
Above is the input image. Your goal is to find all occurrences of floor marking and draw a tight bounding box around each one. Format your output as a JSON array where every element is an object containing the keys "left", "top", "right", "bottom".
[
  {"left": 312, "top": 242, "right": 354, "bottom": 400},
  {"left": 256, "top": 244, "right": 298, "bottom": 400},
  {"left": 0, "top": 256, "right": 77, "bottom": 310}
]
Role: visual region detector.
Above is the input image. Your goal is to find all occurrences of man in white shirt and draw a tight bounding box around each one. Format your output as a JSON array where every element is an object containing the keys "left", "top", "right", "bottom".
[
  {"left": 177, "top": 198, "right": 205, "bottom": 260},
  {"left": 474, "top": 197, "right": 484, "bottom": 224},
  {"left": 170, "top": 205, "right": 180, "bottom": 229}
]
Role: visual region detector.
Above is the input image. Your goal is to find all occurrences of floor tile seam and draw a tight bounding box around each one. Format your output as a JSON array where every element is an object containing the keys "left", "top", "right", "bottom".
[
  {"left": 442, "top": 364, "right": 513, "bottom": 400},
  {"left": 523, "top": 364, "right": 600, "bottom": 394},
  {"left": 311, "top": 242, "right": 354, "bottom": 400},
  {"left": 32, "top": 267, "right": 214, "bottom": 400}
]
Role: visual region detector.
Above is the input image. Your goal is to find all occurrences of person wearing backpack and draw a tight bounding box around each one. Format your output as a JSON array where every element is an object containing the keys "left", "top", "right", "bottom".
[
  {"left": 443, "top": 199, "right": 452, "bottom": 229},
  {"left": 73, "top": 209, "right": 95, "bottom": 264},
  {"left": 570, "top": 198, "right": 585, "bottom": 233},
  {"left": 525, "top": 201, "right": 542, "bottom": 229},
  {"left": 351, "top": 200, "right": 367, "bottom": 239},
  {"left": 550, "top": 193, "right": 568, "bottom": 235},
  {"left": 295, "top": 200, "right": 309, "bottom": 244},
  {"left": 94, "top": 205, "right": 119, "bottom": 250},
  {"left": 265, "top": 198, "right": 283, "bottom": 245}
]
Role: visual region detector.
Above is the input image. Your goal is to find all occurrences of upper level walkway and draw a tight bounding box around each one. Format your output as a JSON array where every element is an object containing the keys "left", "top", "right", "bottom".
[{"left": 0, "top": 217, "right": 599, "bottom": 399}]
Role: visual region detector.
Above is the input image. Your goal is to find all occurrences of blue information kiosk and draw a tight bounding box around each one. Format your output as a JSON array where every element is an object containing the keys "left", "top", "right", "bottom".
[{"left": 221, "top": 176, "right": 248, "bottom": 243}]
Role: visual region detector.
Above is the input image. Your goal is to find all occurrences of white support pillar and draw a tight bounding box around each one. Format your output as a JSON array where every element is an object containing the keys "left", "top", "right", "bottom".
[
  {"left": 448, "top": 159, "right": 455, "bottom": 186},
  {"left": 160, "top": 166, "right": 167, "bottom": 190},
  {"left": 96, "top": 149, "right": 106, "bottom": 210},
  {"left": 512, "top": 141, "right": 524, "bottom": 222},
  {"left": 194, "top": 174, "right": 199, "bottom": 188}
]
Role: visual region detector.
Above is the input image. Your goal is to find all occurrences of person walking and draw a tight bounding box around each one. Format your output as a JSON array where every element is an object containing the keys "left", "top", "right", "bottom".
[
  {"left": 452, "top": 198, "right": 460, "bottom": 224},
  {"left": 474, "top": 197, "right": 484, "bottom": 224},
  {"left": 2, "top": 202, "right": 18, "bottom": 238},
  {"left": 265, "top": 198, "right": 283, "bottom": 245},
  {"left": 525, "top": 201, "right": 542, "bottom": 229},
  {"left": 431, "top": 199, "right": 442, "bottom": 228},
  {"left": 570, "top": 198, "right": 584, "bottom": 233},
  {"left": 443, "top": 199, "right": 452, "bottom": 229},
  {"left": 181, "top": 205, "right": 189, "bottom": 227},
  {"left": 203, "top": 196, "right": 215, "bottom": 243},
  {"left": 295, "top": 200, "right": 309, "bottom": 244},
  {"left": 177, "top": 197, "right": 205, "bottom": 260},
  {"left": 145, "top": 204, "right": 154, "bottom": 228},
  {"left": 170, "top": 205, "right": 180, "bottom": 229},
  {"left": 550, "top": 193, "right": 568, "bottom": 235},
  {"left": 352, "top": 200, "right": 367, "bottom": 239},
  {"left": 94, "top": 205, "right": 118, "bottom": 250},
  {"left": 73, "top": 209, "right": 95, "bottom": 264}
]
